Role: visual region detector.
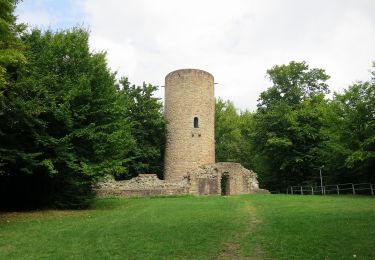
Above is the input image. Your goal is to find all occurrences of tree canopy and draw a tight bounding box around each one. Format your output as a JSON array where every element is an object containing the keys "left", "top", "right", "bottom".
[
  {"left": 0, "top": 0, "right": 165, "bottom": 209},
  {"left": 215, "top": 61, "right": 374, "bottom": 191}
]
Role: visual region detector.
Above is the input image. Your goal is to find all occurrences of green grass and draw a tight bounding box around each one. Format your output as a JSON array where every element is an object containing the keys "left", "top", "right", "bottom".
[
  {"left": 1, "top": 195, "right": 374, "bottom": 259},
  {"left": 241, "top": 195, "right": 375, "bottom": 259},
  {"left": 0, "top": 196, "right": 250, "bottom": 259}
]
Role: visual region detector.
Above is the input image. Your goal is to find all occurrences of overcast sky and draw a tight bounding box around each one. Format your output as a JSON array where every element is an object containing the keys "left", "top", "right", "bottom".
[{"left": 16, "top": 0, "right": 375, "bottom": 111}]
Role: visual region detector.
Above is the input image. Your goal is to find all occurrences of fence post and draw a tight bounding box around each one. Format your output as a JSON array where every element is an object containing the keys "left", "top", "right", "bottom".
[
  {"left": 291, "top": 187, "right": 293, "bottom": 195},
  {"left": 337, "top": 185, "right": 340, "bottom": 195},
  {"left": 370, "top": 184, "right": 374, "bottom": 196},
  {"left": 323, "top": 186, "right": 326, "bottom": 196},
  {"left": 352, "top": 183, "right": 355, "bottom": 195},
  {"left": 311, "top": 186, "right": 314, "bottom": 195},
  {"left": 301, "top": 186, "right": 303, "bottom": 195}
]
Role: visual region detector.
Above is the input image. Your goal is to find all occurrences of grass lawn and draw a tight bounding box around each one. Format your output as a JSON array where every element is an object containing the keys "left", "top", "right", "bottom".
[
  {"left": 1, "top": 195, "right": 374, "bottom": 259},
  {"left": 241, "top": 195, "right": 375, "bottom": 259}
]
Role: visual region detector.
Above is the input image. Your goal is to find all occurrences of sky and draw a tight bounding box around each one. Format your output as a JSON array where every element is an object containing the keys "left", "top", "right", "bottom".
[{"left": 16, "top": 0, "right": 375, "bottom": 111}]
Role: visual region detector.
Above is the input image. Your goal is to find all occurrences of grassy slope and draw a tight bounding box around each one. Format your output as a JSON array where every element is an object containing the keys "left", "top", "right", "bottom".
[
  {"left": 0, "top": 196, "right": 250, "bottom": 260},
  {"left": 241, "top": 195, "right": 375, "bottom": 259},
  {"left": 0, "top": 195, "right": 374, "bottom": 259}
]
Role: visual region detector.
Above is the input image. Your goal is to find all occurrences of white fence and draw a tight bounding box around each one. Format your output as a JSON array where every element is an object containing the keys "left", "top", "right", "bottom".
[{"left": 282, "top": 183, "right": 374, "bottom": 196}]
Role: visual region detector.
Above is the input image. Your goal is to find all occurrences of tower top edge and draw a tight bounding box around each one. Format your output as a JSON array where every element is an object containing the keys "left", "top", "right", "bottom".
[{"left": 165, "top": 68, "right": 214, "bottom": 81}]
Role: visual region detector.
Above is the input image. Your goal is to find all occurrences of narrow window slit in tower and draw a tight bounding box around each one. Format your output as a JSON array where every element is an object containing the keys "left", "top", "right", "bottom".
[{"left": 194, "top": 117, "right": 199, "bottom": 128}]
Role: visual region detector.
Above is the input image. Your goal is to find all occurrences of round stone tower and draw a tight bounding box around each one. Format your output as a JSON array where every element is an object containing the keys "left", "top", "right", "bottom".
[{"left": 164, "top": 69, "right": 215, "bottom": 182}]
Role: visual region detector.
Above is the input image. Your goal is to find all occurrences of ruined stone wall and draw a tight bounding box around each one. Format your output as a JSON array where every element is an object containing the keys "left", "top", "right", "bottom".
[
  {"left": 95, "top": 174, "right": 189, "bottom": 197},
  {"left": 164, "top": 69, "right": 215, "bottom": 183},
  {"left": 95, "top": 164, "right": 267, "bottom": 197},
  {"left": 188, "top": 162, "right": 266, "bottom": 196},
  {"left": 216, "top": 162, "right": 259, "bottom": 195},
  {"left": 187, "top": 166, "right": 221, "bottom": 195}
]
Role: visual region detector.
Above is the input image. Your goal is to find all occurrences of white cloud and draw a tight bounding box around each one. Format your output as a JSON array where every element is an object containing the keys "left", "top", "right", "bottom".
[{"left": 17, "top": 0, "right": 375, "bottom": 110}]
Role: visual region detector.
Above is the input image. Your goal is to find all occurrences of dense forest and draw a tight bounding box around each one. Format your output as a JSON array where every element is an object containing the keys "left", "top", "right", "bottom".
[{"left": 1, "top": 0, "right": 374, "bottom": 209}]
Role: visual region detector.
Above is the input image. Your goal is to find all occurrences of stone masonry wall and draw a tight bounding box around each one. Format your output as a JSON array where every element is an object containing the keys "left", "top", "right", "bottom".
[
  {"left": 95, "top": 164, "right": 267, "bottom": 197},
  {"left": 188, "top": 162, "right": 268, "bottom": 196},
  {"left": 164, "top": 69, "right": 215, "bottom": 183},
  {"left": 95, "top": 174, "right": 189, "bottom": 197}
]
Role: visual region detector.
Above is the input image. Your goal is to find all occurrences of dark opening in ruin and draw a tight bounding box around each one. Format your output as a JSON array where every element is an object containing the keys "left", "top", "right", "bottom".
[
  {"left": 194, "top": 117, "right": 199, "bottom": 128},
  {"left": 221, "top": 175, "right": 229, "bottom": 195}
]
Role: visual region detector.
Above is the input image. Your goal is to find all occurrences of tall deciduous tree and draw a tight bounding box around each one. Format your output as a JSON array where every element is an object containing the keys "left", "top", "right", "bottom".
[
  {"left": 323, "top": 66, "right": 375, "bottom": 183},
  {"left": 215, "top": 99, "right": 242, "bottom": 162},
  {"left": 215, "top": 99, "right": 257, "bottom": 171},
  {"left": 117, "top": 78, "right": 166, "bottom": 179},
  {"left": 0, "top": 0, "right": 26, "bottom": 88},
  {"left": 0, "top": 0, "right": 28, "bottom": 175},
  {"left": 252, "top": 61, "right": 330, "bottom": 190},
  {"left": 0, "top": 27, "right": 135, "bottom": 209}
]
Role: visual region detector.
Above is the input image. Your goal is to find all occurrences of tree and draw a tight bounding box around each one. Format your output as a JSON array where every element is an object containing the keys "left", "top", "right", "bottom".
[
  {"left": 0, "top": 27, "right": 135, "bottom": 209},
  {"left": 0, "top": 0, "right": 26, "bottom": 88},
  {"left": 258, "top": 61, "right": 329, "bottom": 109},
  {"left": 0, "top": 0, "right": 28, "bottom": 176},
  {"left": 323, "top": 67, "right": 375, "bottom": 183},
  {"left": 215, "top": 99, "right": 242, "bottom": 162},
  {"left": 252, "top": 61, "right": 330, "bottom": 190},
  {"left": 117, "top": 78, "right": 166, "bottom": 179},
  {"left": 215, "top": 99, "right": 257, "bottom": 171}
]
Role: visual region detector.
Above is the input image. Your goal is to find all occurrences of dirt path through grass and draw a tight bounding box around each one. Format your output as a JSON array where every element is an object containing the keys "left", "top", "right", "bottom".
[{"left": 218, "top": 198, "right": 263, "bottom": 260}]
